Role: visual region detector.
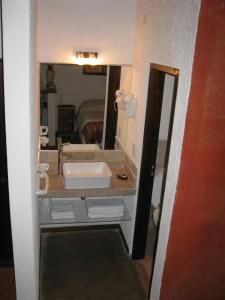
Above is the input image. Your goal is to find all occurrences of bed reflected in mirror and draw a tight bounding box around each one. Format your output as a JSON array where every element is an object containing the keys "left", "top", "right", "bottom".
[{"left": 40, "top": 63, "right": 132, "bottom": 150}]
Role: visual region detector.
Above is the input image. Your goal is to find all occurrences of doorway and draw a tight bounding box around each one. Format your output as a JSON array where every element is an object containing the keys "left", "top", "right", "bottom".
[
  {"left": 0, "top": 59, "right": 13, "bottom": 266},
  {"left": 132, "top": 64, "right": 179, "bottom": 295},
  {"left": 0, "top": 57, "right": 16, "bottom": 298}
]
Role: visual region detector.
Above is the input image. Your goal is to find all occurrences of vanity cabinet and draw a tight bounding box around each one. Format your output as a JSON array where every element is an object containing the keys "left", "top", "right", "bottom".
[{"left": 39, "top": 196, "right": 131, "bottom": 228}]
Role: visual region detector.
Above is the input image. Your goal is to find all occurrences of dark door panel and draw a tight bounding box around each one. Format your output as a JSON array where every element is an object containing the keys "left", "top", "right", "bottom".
[
  {"left": 0, "top": 59, "right": 13, "bottom": 265},
  {"left": 132, "top": 69, "right": 165, "bottom": 259},
  {"left": 132, "top": 64, "right": 179, "bottom": 260},
  {"left": 104, "top": 66, "right": 121, "bottom": 149},
  {"left": 132, "top": 64, "right": 179, "bottom": 297}
]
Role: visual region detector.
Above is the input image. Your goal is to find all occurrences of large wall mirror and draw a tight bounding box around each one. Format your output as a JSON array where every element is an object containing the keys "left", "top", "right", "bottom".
[{"left": 40, "top": 64, "right": 132, "bottom": 151}]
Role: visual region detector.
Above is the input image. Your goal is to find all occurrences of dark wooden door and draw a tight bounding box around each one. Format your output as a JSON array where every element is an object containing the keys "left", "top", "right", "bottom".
[
  {"left": 0, "top": 59, "right": 13, "bottom": 265},
  {"left": 132, "top": 64, "right": 179, "bottom": 260},
  {"left": 132, "top": 68, "right": 165, "bottom": 259},
  {"left": 104, "top": 66, "right": 121, "bottom": 149}
]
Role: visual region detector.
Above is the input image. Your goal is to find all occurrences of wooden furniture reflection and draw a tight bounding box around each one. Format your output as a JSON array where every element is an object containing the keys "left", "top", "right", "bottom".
[{"left": 57, "top": 105, "right": 76, "bottom": 143}]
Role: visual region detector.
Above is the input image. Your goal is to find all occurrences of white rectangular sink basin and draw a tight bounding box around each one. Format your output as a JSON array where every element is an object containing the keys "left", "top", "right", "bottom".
[
  {"left": 63, "top": 144, "right": 100, "bottom": 152},
  {"left": 63, "top": 162, "right": 112, "bottom": 189}
]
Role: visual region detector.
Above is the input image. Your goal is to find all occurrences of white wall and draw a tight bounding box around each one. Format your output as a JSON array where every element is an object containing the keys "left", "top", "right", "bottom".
[
  {"left": 116, "top": 65, "right": 132, "bottom": 150},
  {"left": 2, "top": 1, "right": 39, "bottom": 299},
  {"left": 127, "top": 1, "right": 201, "bottom": 299},
  {"left": 37, "top": 0, "right": 137, "bottom": 65}
]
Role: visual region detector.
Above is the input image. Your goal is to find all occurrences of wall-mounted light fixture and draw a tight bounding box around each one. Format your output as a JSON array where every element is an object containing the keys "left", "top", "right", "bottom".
[{"left": 74, "top": 51, "right": 98, "bottom": 65}]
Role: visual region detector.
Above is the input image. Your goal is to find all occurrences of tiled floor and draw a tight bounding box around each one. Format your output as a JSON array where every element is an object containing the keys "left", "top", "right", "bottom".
[{"left": 0, "top": 268, "right": 16, "bottom": 300}]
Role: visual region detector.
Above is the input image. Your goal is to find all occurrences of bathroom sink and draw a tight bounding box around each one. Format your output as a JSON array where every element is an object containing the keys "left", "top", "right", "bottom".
[{"left": 63, "top": 162, "right": 112, "bottom": 189}]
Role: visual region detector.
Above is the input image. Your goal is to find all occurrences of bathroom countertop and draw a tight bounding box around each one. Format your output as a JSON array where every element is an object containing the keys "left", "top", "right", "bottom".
[{"left": 39, "top": 166, "right": 136, "bottom": 198}]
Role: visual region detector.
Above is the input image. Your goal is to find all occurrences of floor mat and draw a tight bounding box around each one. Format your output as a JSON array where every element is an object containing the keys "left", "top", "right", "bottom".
[{"left": 40, "top": 229, "right": 146, "bottom": 300}]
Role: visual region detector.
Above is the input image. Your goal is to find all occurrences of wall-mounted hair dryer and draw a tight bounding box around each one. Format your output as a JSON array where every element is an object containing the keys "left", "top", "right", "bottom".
[
  {"left": 114, "top": 90, "right": 137, "bottom": 118},
  {"left": 115, "top": 89, "right": 125, "bottom": 110}
]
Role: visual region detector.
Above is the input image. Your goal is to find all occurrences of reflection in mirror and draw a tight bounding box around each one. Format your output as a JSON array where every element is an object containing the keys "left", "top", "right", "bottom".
[
  {"left": 40, "top": 64, "right": 132, "bottom": 151},
  {"left": 115, "top": 66, "right": 132, "bottom": 151}
]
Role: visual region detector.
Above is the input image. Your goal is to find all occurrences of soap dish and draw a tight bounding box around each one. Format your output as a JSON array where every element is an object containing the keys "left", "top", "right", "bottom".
[{"left": 116, "top": 172, "right": 128, "bottom": 180}]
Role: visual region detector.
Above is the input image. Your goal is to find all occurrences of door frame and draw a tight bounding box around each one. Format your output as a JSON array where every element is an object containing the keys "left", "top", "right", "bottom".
[
  {"left": 104, "top": 65, "right": 121, "bottom": 149},
  {"left": 132, "top": 63, "right": 179, "bottom": 288}
]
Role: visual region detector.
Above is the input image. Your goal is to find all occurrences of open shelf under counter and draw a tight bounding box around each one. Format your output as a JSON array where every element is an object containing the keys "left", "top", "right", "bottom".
[{"left": 39, "top": 197, "right": 131, "bottom": 227}]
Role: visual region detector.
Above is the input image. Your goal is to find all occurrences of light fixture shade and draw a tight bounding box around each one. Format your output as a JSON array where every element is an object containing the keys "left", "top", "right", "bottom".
[{"left": 75, "top": 51, "right": 98, "bottom": 65}]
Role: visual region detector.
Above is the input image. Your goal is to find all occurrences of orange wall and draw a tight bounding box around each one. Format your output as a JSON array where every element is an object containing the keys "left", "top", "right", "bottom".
[{"left": 160, "top": 1, "right": 225, "bottom": 299}]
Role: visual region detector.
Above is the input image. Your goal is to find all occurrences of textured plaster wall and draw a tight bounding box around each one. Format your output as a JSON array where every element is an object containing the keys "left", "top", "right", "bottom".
[
  {"left": 160, "top": 1, "right": 225, "bottom": 299},
  {"left": 37, "top": 0, "right": 137, "bottom": 65},
  {"left": 128, "top": 1, "right": 201, "bottom": 299}
]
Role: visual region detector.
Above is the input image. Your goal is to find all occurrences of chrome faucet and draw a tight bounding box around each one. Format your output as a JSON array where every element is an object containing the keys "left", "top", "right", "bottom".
[{"left": 57, "top": 137, "right": 71, "bottom": 175}]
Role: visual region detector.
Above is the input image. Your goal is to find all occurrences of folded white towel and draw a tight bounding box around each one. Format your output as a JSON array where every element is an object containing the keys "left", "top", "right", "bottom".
[
  {"left": 51, "top": 212, "right": 74, "bottom": 219},
  {"left": 86, "top": 198, "right": 125, "bottom": 219},
  {"left": 88, "top": 207, "right": 124, "bottom": 214},
  {"left": 88, "top": 204, "right": 124, "bottom": 209},
  {"left": 88, "top": 211, "right": 124, "bottom": 216},
  {"left": 88, "top": 212, "right": 124, "bottom": 219},
  {"left": 51, "top": 203, "right": 74, "bottom": 219}
]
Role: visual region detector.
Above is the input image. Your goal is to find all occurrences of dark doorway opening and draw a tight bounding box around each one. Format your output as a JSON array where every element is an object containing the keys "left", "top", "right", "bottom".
[
  {"left": 0, "top": 58, "right": 13, "bottom": 267},
  {"left": 132, "top": 63, "right": 179, "bottom": 295}
]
